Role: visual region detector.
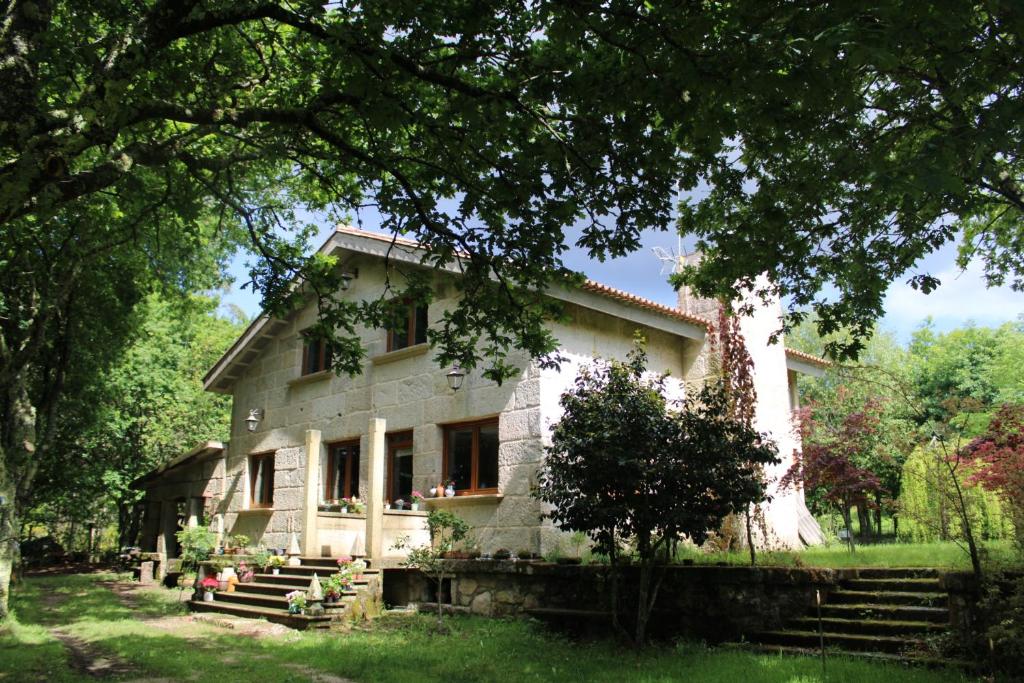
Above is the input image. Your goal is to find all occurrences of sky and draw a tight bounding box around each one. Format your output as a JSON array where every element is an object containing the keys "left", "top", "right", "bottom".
[{"left": 221, "top": 217, "right": 1023, "bottom": 345}]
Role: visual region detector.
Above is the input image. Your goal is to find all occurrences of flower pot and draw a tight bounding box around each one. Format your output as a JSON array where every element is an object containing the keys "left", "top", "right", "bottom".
[
  {"left": 203, "top": 591, "right": 215, "bottom": 602},
  {"left": 288, "top": 604, "right": 302, "bottom": 615},
  {"left": 272, "top": 568, "right": 280, "bottom": 575},
  {"left": 429, "top": 487, "right": 437, "bottom": 498},
  {"left": 445, "top": 486, "right": 455, "bottom": 497},
  {"left": 411, "top": 503, "right": 420, "bottom": 511}
]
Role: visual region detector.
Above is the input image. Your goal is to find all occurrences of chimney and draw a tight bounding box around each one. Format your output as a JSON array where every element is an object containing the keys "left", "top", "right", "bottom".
[{"left": 676, "top": 252, "right": 721, "bottom": 320}]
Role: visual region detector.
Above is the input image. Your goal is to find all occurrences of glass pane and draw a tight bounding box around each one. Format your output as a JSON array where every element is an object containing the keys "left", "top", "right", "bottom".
[
  {"left": 392, "top": 446, "right": 413, "bottom": 500},
  {"left": 390, "top": 327, "right": 409, "bottom": 351},
  {"left": 447, "top": 428, "right": 473, "bottom": 491},
  {"left": 306, "top": 340, "right": 321, "bottom": 374},
  {"left": 477, "top": 423, "right": 499, "bottom": 490},
  {"left": 349, "top": 449, "right": 360, "bottom": 499},
  {"left": 414, "top": 305, "right": 428, "bottom": 345},
  {"left": 253, "top": 457, "right": 270, "bottom": 505}
]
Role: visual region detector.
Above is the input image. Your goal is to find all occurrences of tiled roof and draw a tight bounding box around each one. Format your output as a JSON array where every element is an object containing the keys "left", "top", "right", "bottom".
[
  {"left": 334, "top": 226, "right": 709, "bottom": 328},
  {"left": 785, "top": 347, "right": 831, "bottom": 367}
]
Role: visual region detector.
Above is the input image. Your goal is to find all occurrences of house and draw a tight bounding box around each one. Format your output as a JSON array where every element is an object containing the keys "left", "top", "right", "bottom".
[{"left": 133, "top": 226, "right": 827, "bottom": 567}]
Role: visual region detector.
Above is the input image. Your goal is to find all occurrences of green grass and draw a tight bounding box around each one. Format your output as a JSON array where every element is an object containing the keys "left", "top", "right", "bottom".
[
  {"left": 0, "top": 572, "right": 976, "bottom": 682},
  {"left": 674, "top": 540, "right": 1018, "bottom": 570}
]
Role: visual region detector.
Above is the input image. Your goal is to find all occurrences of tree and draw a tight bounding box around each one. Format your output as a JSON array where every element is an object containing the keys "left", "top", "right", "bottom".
[
  {"left": 782, "top": 400, "right": 887, "bottom": 552},
  {"left": 535, "top": 343, "right": 779, "bottom": 646},
  {"left": 24, "top": 294, "right": 244, "bottom": 550},
  {"left": 392, "top": 508, "right": 470, "bottom": 629},
  {"left": 2, "top": 0, "right": 1021, "bottom": 619},
  {"left": 964, "top": 404, "right": 1024, "bottom": 554}
]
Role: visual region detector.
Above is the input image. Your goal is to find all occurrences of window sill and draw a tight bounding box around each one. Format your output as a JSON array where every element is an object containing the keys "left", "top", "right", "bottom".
[
  {"left": 425, "top": 494, "right": 503, "bottom": 507},
  {"left": 317, "top": 509, "right": 366, "bottom": 519},
  {"left": 370, "top": 344, "right": 429, "bottom": 366},
  {"left": 384, "top": 508, "right": 428, "bottom": 516},
  {"left": 287, "top": 369, "right": 333, "bottom": 387},
  {"left": 238, "top": 507, "right": 275, "bottom": 516}
]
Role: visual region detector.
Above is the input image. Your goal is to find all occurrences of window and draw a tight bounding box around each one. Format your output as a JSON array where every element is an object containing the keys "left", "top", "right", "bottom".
[
  {"left": 387, "top": 304, "right": 428, "bottom": 352},
  {"left": 326, "top": 441, "right": 360, "bottom": 502},
  {"left": 249, "top": 453, "right": 275, "bottom": 508},
  {"left": 386, "top": 431, "right": 414, "bottom": 503},
  {"left": 302, "top": 336, "right": 333, "bottom": 375},
  {"left": 443, "top": 419, "right": 499, "bottom": 494}
]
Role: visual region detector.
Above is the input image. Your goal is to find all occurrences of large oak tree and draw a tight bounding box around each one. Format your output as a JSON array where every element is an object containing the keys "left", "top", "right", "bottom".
[{"left": 1, "top": 1, "right": 1021, "bottom": 616}]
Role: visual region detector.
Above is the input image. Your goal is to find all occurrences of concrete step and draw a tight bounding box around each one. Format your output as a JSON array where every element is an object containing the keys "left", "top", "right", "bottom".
[
  {"left": 842, "top": 578, "right": 942, "bottom": 593},
  {"left": 787, "top": 616, "right": 946, "bottom": 637},
  {"left": 750, "top": 629, "right": 925, "bottom": 655},
  {"left": 189, "top": 598, "right": 333, "bottom": 630},
  {"left": 820, "top": 603, "right": 949, "bottom": 623},
  {"left": 828, "top": 589, "right": 947, "bottom": 607}
]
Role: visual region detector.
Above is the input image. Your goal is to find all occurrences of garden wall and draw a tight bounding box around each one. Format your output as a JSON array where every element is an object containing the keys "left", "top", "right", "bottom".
[{"left": 395, "top": 561, "right": 844, "bottom": 642}]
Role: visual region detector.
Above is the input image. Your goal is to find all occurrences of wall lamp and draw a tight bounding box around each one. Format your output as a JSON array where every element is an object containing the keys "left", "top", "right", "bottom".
[
  {"left": 446, "top": 364, "right": 466, "bottom": 392},
  {"left": 339, "top": 268, "right": 359, "bottom": 291},
  {"left": 245, "top": 408, "right": 265, "bottom": 432}
]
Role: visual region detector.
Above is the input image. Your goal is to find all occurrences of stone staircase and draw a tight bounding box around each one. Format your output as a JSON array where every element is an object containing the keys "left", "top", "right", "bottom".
[
  {"left": 744, "top": 568, "right": 950, "bottom": 662},
  {"left": 189, "top": 556, "right": 381, "bottom": 630}
]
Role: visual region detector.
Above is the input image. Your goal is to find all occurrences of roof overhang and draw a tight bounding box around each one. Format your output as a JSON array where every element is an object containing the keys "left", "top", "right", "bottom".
[
  {"left": 785, "top": 348, "right": 830, "bottom": 378},
  {"left": 131, "top": 441, "right": 225, "bottom": 490}
]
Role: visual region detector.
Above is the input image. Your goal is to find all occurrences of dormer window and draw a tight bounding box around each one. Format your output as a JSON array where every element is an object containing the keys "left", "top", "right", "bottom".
[
  {"left": 387, "top": 304, "right": 428, "bottom": 352},
  {"left": 302, "top": 336, "right": 333, "bottom": 375}
]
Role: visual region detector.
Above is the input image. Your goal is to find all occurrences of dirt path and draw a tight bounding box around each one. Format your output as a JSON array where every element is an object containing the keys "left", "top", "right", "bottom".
[{"left": 38, "top": 588, "right": 138, "bottom": 679}]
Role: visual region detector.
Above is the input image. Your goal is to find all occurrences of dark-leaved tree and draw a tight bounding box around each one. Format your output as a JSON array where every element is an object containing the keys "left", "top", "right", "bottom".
[{"left": 535, "top": 342, "right": 779, "bottom": 646}]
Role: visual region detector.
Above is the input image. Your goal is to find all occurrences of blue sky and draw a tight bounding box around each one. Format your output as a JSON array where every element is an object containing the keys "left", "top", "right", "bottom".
[{"left": 222, "top": 218, "right": 1022, "bottom": 345}]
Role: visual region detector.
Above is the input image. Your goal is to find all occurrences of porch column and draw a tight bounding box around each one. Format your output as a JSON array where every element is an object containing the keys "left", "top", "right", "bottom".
[
  {"left": 302, "top": 429, "right": 322, "bottom": 556},
  {"left": 365, "top": 417, "right": 387, "bottom": 562}
]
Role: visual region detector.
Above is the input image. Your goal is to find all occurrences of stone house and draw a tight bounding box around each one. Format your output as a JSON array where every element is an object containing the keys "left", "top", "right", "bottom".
[{"left": 134, "top": 227, "right": 827, "bottom": 566}]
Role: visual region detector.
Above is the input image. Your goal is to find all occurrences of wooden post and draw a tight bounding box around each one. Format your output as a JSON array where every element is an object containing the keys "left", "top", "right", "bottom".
[
  {"left": 365, "top": 418, "right": 387, "bottom": 562},
  {"left": 302, "top": 429, "right": 322, "bottom": 556}
]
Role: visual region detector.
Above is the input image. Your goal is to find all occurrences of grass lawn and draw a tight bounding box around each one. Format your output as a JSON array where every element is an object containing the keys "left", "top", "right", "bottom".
[
  {"left": 0, "top": 572, "right": 977, "bottom": 682},
  {"left": 674, "top": 540, "right": 1017, "bottom": 570}
]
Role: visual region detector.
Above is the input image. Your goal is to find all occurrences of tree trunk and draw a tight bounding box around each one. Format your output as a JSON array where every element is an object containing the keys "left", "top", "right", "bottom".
[
  {"left": 0, "top": 375, "right": 39, "bottom": 620},
  {"left": 745, "top": 507, "right": 756, "bottom": 566},
  {"left": 841, "top": 505, "right": 856, "bottom": 554},
  {"left": 856, "top": 503, "right": 871, "bottom": 541},
  {"left": 874, "top": 492, "right": 883, "bottom": 537}
]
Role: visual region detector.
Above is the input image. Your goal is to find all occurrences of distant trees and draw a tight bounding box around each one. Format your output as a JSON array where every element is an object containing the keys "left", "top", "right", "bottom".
[
  {"left": 965, "top": 404, "right": 1024, "bottom": 554},
  {"left": 536, "top": 343, "right": 779, "bottom": 646}
]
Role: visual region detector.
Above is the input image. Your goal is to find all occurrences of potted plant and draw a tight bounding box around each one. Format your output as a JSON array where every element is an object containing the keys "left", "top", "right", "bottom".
[
  {"left": 384, "top": 500, "right": 391, "bottom": 510},
  {"left": 350, "top": 558, "right": 367, "bottom": 581},
  {"left": 444, "top": 481, "right": 456, "bottom": 497},
  {"left": 199, "top": 576, "right": 219, "bottom": 601},
  {"left": 348, "top": 496, "right": 365, "bottom": 514},
  {"left": 285, "top": 590, "right": 307, "bottom": 615},
  {"left": 410, "top": 491, "right": 424, "bottom": 511},
  {"left": 394, "top": 498, "right": 405, "bottom": 510},
  {"left": 231, "top": 534, "right": 250, "bottom": 554},
  {"left": 178, "top": 571, "right": 196, "bottom": 589},
  {"left": 268, "top": 555, "right": 285, "bottom": 574},
  {"left": 323, "top": 575, "right": 344, "bottom": 604},
  {"left": 493, "top": 548, "right": 512, "bottom": 560}
]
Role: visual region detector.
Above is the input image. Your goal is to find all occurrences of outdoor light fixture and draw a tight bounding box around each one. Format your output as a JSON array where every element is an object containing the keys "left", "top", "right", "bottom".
[
  {"left": 446, "top": 364, "right": 466, "bottom": 392},
  {"left": 339, "top": 268, "right": 359, "bottom": 291},
  {"left": 245, "top": 408, "right": 264, "bottom": 432}
]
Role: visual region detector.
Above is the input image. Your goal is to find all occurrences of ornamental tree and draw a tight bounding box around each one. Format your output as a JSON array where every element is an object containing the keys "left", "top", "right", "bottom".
[
  {"left": 392, "top": 508, "right": 470, "bottom": 629},
  {"left": 781, "top": 401, "right": 886, "bottom": 552},
  {"left": 965, "top": 404, "right": 1024, "bottom": 554},
  {"left": 536, "top": 343, "right": 779, "bottom": 646}
]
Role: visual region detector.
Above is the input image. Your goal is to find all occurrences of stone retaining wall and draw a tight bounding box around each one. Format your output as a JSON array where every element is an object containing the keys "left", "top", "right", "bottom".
[{"left": 398, "top": 561, "right": 843, "bottom": 642}]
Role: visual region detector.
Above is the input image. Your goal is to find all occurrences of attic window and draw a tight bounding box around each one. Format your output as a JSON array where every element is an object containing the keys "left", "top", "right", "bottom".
[
  {"left": 387, "top": 304, "right": 428, "bottom": 352},
  {"left": 302, "top": 336, "right": 333, "bottom": 375}
]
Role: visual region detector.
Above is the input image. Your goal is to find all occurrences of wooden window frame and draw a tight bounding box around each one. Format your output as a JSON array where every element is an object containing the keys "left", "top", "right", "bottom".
[
  {"left": 442, "top": 418, "right": 499, "bottom": 496},
  {"left": 249, "top": 452, "right": 275, "bottom": 508},
  {"left": 325, "top": 440, "right": 361, "bottom": 502},
  {"left": 385, "top": 431, "right": 414, "bottom": 503},
  {"left": 301, "top": 335, "right": 332, "bottom": 376},
  {"left": 386, "top": 304, "right": 428, "bottom": 352}
]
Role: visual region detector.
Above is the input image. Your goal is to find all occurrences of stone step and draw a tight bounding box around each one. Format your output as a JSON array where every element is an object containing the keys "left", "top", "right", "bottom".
[
  {"left": 257, "top": 565, "right": 379, "bottom": 578},
  {"left": 236, "top": 581, "right": 359, "bottom": 598},
  {"left": 828, "top": 589, "right": 947, "bottom": 607},
  {"left": 188, "top": 598, "right": 333, "bottom": 630},
  {"left": 842, "top": 578, "right": 942, "bottom": 593},
  {"left": 850, "top": 567, "right": 941, "bottom": 580},
  {"left": 820, "top": 603, "right": 949, "bottom": 624},
  {"left": 750, "top": 629, "right": 925, "bottom": 655},
  {"left": 726, "top": 642, "right": 967, "bottom": 669},
  {"left": 298, "top": 556, "right": 372, "bottom": 569},
  {"left": 787, "top": 616, "right": 947, "bottom": 637},
  {"left": 215, "top": 590, "right": 352, "bottom": 611},
  {"left": 251, "top": 571, "right": 375, "bottom": 586}
]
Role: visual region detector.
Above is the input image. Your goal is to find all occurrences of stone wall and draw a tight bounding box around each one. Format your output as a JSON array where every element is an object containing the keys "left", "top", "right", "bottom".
[{"left": 399, "top": 561, "right": 843, "bottom": 642}]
